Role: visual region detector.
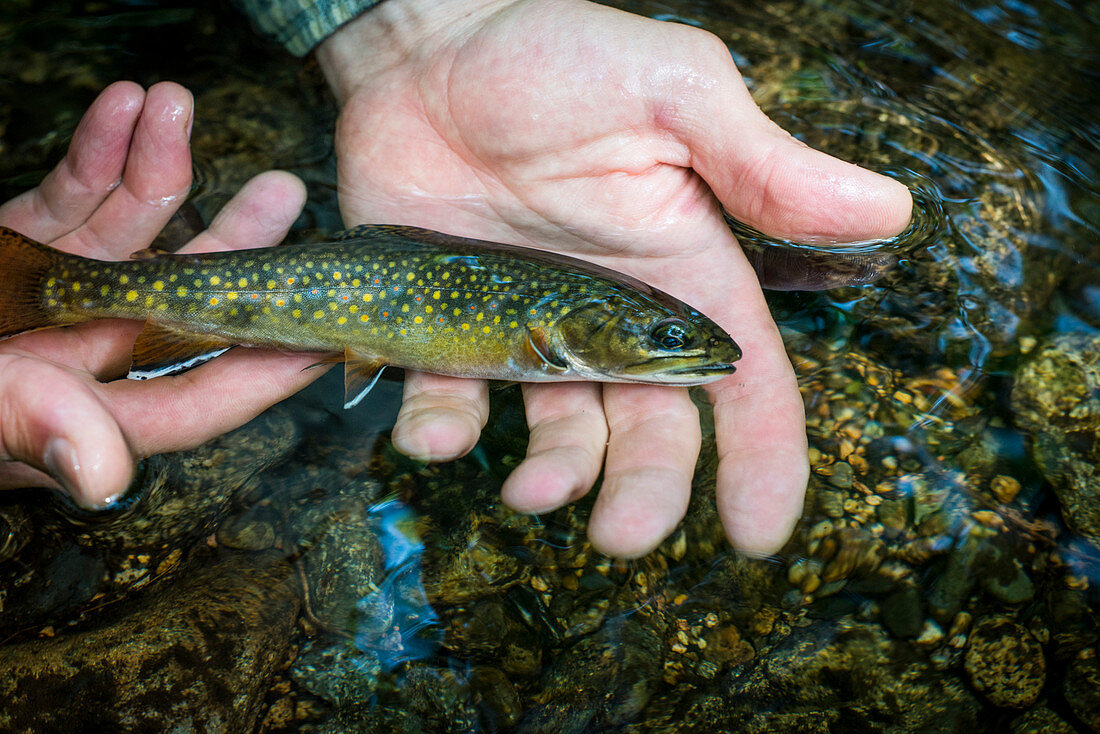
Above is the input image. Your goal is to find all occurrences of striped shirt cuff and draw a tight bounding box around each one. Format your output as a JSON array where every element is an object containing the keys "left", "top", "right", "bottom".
[{"left": 234, "top": 0, "right": 382, "bottom": 56}]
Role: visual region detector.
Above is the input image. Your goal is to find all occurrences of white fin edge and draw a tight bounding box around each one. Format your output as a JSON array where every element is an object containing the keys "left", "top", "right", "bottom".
[
  {"left": 343, "top": 365, "right": 386, "bottom": 409},
  {"left": 127, "top": 347, "right": 233, "bottom": 380}
]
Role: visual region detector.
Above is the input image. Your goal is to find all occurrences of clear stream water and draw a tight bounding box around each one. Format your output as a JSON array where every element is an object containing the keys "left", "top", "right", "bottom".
[{"left": 0, "top": 0, "right": 1097, "bottom": 731}]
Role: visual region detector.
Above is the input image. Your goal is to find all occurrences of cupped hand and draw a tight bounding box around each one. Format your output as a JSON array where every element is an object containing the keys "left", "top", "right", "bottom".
[
  {"left": 318, "top": 0, "right": 912, "bottom": 556},
  {"left": 0, "top": 81, "right": 324, "bottom": 508}
]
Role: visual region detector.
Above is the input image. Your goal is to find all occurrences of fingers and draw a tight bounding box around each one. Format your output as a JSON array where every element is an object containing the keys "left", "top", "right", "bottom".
[
  {"left": 501, "top": 382, "right": 607, "bottom": 512},
  {"left": 688, "top": 228, "right": 809, "bottom": 555},
  {"left": 179, "top": 171, "right": 306, "bottom": 254},
  {"left": 0, "top": 81, "right": 145, "bottom": 240},
  {"left": 587, "top": 384, "right": 701, "bottom": 558},
  {"left": 103, "top": 349, "right": 326, "bottom": 457},
  {"left": 391, "top": 372, "right": 489, "bottom": 461},
  {"left": 72, "top": 81, "right": 195, "bottom": 259},
  {"left": 0, "top": 356, "right": 133, "bottom": 508},
  {"left": 657, "top": 28, "right": 912, "bottom": 242}
]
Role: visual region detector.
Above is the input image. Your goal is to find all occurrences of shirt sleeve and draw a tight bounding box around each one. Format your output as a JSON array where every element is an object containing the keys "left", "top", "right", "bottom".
[{"left": 233, "top": 0, "right": 382, "bottom": 57}]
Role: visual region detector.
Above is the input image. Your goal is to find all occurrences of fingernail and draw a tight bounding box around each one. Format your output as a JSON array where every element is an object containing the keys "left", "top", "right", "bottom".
[{"left": 42, "top": 437, "right": 97, "bottom": 510}]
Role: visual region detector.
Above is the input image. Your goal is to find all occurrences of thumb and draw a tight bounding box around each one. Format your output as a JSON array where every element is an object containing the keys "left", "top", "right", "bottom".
[
  {"left": 0, "top": 357, "right": 134, "bottom": 508},
  {"left": 666, "top": 47, "right": 913, "bottom": 242}
]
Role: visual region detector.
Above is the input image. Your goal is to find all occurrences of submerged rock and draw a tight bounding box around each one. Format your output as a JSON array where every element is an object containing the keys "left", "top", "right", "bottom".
[
  {"left": 0, "top": 552, "right": 298, "bottom": 732},
  {"left": 963, "top": 616, "right": 1045, "bottom": 708},
  {"left": 1011, "top": 333, "right": 1100, "bottom": 546}
]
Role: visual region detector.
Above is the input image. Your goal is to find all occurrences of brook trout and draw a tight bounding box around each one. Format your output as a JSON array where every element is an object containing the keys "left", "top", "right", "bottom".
[{"left": 0, "top": 225, "right": 741, "bottom": 407}]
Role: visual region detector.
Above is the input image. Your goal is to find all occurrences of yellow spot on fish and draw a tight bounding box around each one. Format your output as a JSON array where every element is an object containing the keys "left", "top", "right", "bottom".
[
  {"left": 209, "top": 297, "right": 219, "bottom": 305},
  {"left": 509, "top": 321, "right": 518, "bottom": 328},
  {"left": 119, "top": 275, "right": 129, "bottom": 285},
  {"left": 432, "top": 291, "right": 441, "bottom": 300},
  {"left": 493, "top": 315, "right": 501, "bottom": 324},
  {"left": 314, "top": 310, "right": 324, "bottom": 319},
  {"left": 337, "top": 316, "right": 347, "bottom": 325},
  {"left": 276, "top": 299, "right": 286, "bottom": 307},
  {"left": 333, "top": 272, "right": 341, "bottom": 280},
  {"left": 266, "top": 280, "right": 276, "bottom": 289},
  {"left": 227, "top": 292, "right": 238, "bottom": 300},
  {"left": 100, "top": 285, "right": 109, "bottom": 296},
  {"left": 406, "top": 272, "right": 414, "bottom": 281},
  {"left": 453, "top": 308, "right": 462, "bottom": 316},
  {"left": 238, "top": 278, "right": 247, "bottom": 288},
  {"left": 349, "top": 304, "right": 358, "bottom": 314},
  {"left": 177, "top": 286, "right": 188, "bottom": 297},
  {"left": 153, "top": 281, "right": 164, "bottom": 291},
  {"left": 363, "top": 293, "right": 373, "bottom": 303},
  {"left": 401, "top": 304, "right": 409, "bottom": 313},
  {"left": 425, "top": 305, "right": 433, "bottom": 314},
  {"left": 125, "top": 290, "right": 137, "bottom": 302},
  {"left": 144, "top": 296, "right": 153, "bottom": 307},
  {"left": 210, "top": 276, "right": 221, "bottom": 285},
  {"left": 72, "top": 282, "right": 81, "bottom": 292},
  {"left": 483, "top": 326, "right": 491, "bottom": 333},
  {"left": 414, "top": 316, "right": 423, "bottom": 324},
  {"left": 293, "top": 309, "right": 302, "bottom": 319},
  {"left": 47, "top": 278, "right": 56, "bottom": 287},
  {"left": 461, "top": 323, "right": 470, "bottom": 331},
  {"left": 360, "top": 314, "right": 370, "bottom": 323}
]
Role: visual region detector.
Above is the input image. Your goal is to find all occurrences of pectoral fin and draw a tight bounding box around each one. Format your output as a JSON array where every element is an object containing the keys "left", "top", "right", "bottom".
[
  {"left": 128, "top": 321, "right": 236, "bottom": 380},
  {"left": 523, "top": 327, "right": 568, "bottom": 374},
  {"left": 343, "top": 348, "right": 388, "bottom": 409}
]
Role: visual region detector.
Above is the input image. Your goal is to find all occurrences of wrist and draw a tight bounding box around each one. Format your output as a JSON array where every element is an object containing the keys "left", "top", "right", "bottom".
[{"left": 317, "top": 0, "right": 517, "bottom": 104}]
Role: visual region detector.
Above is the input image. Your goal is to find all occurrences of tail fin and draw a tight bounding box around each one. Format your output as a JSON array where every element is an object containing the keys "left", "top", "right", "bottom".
[{"left": 0, "top": 226, "right": 63, "bottom": 339}]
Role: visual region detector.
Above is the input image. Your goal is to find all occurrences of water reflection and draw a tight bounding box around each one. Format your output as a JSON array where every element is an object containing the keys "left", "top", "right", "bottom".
[{"left": 355, "top": 499, "right": 440, "bottom": 668}]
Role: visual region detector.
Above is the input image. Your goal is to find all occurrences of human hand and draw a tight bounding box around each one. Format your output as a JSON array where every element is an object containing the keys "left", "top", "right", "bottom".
[
  {"left": 0, "top": 81, "right": 324, "bottom": 509},
  {"left": 317, "top": 0, "right": 912, "bottom": 556}
]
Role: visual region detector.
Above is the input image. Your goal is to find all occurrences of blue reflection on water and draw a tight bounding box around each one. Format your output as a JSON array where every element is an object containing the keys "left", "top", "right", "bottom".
[{"left": 354, "top": 499, "right": 441, "bottom": 669}]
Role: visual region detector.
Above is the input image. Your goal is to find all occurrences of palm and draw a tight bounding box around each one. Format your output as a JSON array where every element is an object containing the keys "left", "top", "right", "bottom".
[{"left": 326, "top": 0, "right": 911, "bottom": 555}]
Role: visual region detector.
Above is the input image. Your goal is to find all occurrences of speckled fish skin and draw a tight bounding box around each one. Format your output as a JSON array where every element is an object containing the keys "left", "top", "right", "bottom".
[{"left": 0, "top": 224, "right": 742, "bottom": 391}]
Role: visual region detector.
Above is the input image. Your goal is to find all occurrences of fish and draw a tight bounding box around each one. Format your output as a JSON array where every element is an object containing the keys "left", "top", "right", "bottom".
[{"left": 0, "top": 224, "right": 742, "bottom": 408}]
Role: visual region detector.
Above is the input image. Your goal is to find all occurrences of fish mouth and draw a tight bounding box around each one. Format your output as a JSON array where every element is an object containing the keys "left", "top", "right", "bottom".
[
  {"left": 620, "top": 358, "right": 738, "bottom": 385},
  {"left": 670, "top": 362, "right": 738, "bottom": 376}
]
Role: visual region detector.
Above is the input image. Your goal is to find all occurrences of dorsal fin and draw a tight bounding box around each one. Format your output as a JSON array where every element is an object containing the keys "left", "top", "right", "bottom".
[
  {"left": 343, "top": 348, "right": 388, "bottom": 409},
  {"left": 128, "top": 321, "right": 235, "bottom": 380}
]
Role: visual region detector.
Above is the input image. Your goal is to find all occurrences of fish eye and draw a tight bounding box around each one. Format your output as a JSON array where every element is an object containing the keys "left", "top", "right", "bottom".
[{"left": 651, "top": 319, "right": 690, "bottom": 350}]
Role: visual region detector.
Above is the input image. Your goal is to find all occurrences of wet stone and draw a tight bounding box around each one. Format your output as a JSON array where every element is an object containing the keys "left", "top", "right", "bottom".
[
  {"left": 1008, "top": 705, "right": 1076, "bottom": 734},
  {"left": 0, "top": 551, "right": 299, "bottom": 732},
  {"left": 1011, "top": 333, "right": 1100, "bottom": 546},
  {"left": 676, "top": 621, "right": 981, "bottom": 732},
  {"left": 1064, "top": 650, "right": 1100, "bottom": 732},
  {"left": 882, "top": 585, "right": 924, "bottom": 639},
  {"left": 518, "top": 617, "right": 662, "bottom": 733},
  {"left": 289, "top": 637, "right": 382, "bottom": 709},
  {"left": 963, "top": 616, "right": 1045, "bottom": 708},
  {"left": 292, "top": 496, "right": 386, "bottom": 635}
]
